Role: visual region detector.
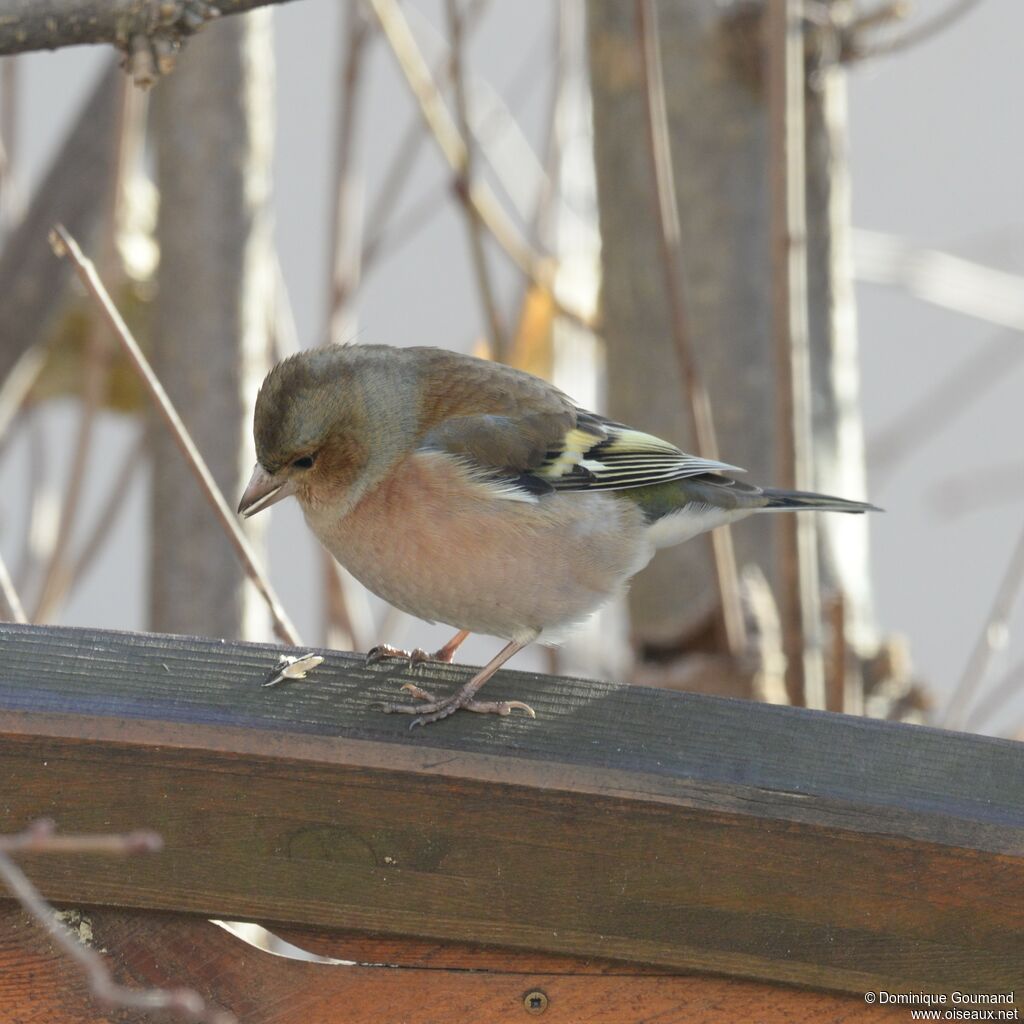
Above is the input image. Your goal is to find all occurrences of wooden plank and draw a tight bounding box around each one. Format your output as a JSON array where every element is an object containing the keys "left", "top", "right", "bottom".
[
  {"left": 0, "top": 904, "right": 907, "bottom": 1023},
  {"left": 1, "top": 623, "right": 1023, "bottom": 998}
]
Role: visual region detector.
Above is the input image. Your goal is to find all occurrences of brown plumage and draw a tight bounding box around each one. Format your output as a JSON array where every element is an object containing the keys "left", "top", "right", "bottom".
[{"left": 239, "top": 344, "right": 878, "bottom": 726}]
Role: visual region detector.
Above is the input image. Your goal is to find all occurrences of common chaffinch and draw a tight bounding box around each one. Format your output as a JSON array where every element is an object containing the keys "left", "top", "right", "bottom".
[{"left": 238, "top": 344, "right": 876, "bottom": 726}]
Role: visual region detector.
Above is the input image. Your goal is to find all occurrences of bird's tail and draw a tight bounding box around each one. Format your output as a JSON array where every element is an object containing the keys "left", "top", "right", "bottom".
[{"left": 759, "top": 488, "right": 881, "bottom": 514}]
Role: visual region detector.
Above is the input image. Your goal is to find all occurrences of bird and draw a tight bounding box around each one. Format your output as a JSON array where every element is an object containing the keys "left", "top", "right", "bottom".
[{"left": 238, "top": 344, "right": 878, "bottom": 727}]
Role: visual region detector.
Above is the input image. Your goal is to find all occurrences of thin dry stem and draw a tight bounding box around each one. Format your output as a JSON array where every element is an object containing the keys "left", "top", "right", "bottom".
[
  {"left": 0, "top": 345, "right": 46, "bottom": 464},
  {"left": 0, "top": 54, "right": 20, "bottom": 233},
  {"left": 965, "top": 657, "right": 1024, "bottom": 733},
  {"left": 368, "top": 0, "right": 593, "bottom": 333},
  {"left": 36, "top": 426, "right": 148, "bottom": 620},
  {"left": 767, "top": 0, "right": 825, "bottom": 709},
  {"left": 324, "top": 2, "right": 371, "bottom": 342},
  {"left": 360, "top": 0, "right": 489, "bottom": 274},
  {"left": 634, "top": 0, "right": 746, "bottom": 659},
  {"left": 32, "top": 78, "right": 137, "bottom": 623},
  {"left": 363, "top": 183, "right": 448, "bottom": 269},
  {"left": 447, "top": 0, "right": 508, "bottom": 360},
  {"left": 320, "top": 3, "right": 373, "bottom": 650},
  {"left": 928, "top": 459, "right": 1024, "bottom": 521},
  {"left": 868, "top": 329, "right": 1023, "bottom": 485},
  {"left": 0, "top": 820, "right": 234, "bottom": 1023},
  {"left": 850, "top": 0, "right": 985, "bottom": 60},
  {"left": 0, "top": 546, "right": 26, "bottom": 622},
  {"left": 50, "top": 224, "right": 300, "bottom": 646},
  {"left": 943, "top": 518, "right": 1024, "bottom": 730}
]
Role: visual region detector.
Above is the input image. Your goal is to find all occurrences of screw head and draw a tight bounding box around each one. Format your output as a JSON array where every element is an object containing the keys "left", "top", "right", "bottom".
[{"left": 523, "top": 989, "right": 548, "bottom": 1015}]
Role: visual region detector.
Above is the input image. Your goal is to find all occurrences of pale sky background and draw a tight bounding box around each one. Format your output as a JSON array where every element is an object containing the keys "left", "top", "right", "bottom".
[{"left": 3, "top": 0, "right": 1022, "bottom": 735}]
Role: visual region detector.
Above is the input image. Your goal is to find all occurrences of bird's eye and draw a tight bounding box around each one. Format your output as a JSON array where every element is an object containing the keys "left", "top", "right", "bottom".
[{"left": 292, "top": 455, "right": 316, "bottom": 470}]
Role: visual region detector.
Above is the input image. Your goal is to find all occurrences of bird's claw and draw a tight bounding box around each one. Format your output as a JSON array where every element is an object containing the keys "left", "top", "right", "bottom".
[
  {"left": 376, "top": 684, "right": 537, "bottom": 728},
  {"left": 365, "top": 644, "right": 435, "bottom": 671},
  {"left": 399, "top": 682, "right": 436, "bottom": 701}
]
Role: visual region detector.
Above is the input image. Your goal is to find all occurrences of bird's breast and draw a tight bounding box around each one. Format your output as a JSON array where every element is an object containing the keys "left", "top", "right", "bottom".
[{"left": 301, "top": 451, "right": 652, "bottom": 639}]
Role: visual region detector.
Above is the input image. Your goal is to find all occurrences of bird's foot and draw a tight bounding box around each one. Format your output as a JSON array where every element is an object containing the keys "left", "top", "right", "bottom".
[
  {"left": 376, "top": 682, "right": 536, "bottom": 729},
  {"left": 366, "top": 644, "right": 451, "bottom": 671}
]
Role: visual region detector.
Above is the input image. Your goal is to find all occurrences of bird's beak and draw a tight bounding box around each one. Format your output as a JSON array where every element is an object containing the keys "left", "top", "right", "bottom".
[{"left": 238, "top": 463, "right": 297, "bottom": 518}]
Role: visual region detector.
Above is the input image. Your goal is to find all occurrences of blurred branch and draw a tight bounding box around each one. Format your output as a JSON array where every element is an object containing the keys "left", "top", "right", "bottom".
[
  {"left": 0, "top": 819, "right": 234, "bottom": 1023},
  {"left": 0, "top": 61, "right": 119, "bottom": 393},
  {"left": 943, "top": 516, "right": 1024, "bottom": 730},
  {"left": 927, "top": 459, "right": 1024, "bottom": 520},
  {"left": 33, "top": 78, "right": 137, "bottom": 624},
  {"left": 362, "top": 181, "right": 449, "bottom": 269},
  {"left": 324, "top": 2, "right": 371, "bottom": 345},
  {"left": 360, "top": 0, "right": 488, "bottom": 272},
  {"left": 0, "top": 0, "right": 294, "bottom": 62},
  {"left": 0, "top": 55, "right": 21, "bottom": 233},
  {"left": 13, "top": 407, "right": 52, "bottom": 592},
  {"left": 767, "top": 0, "right": 824, "bottom": 709},
  {"left": 49, "top": 225, "right": 301, "bottom": 647},
  {"left": 447, "top": 0, "right": 508, "bottom": 360},
  {"left": 321, "top": 2, "right": 372, "bottom": 651},
  {"left": 37, "top": 427, "right": 147, "bottom": 620},
  {"left": 847, "top": 0, "right": 985, "bottom": 61},
  {"left": 0, "top": 345, "right": 46, "bottom": 457},
  {"left": 853, "top": 229, "right": 1024, "bottom": 332},
  {"left": 965, "top": 657, "right": 1024, "bottom": 733},
  {"left": 868, "top": 330, "right": 1023, "bottom": 485},
  {"left": 0, "top": 548, "right": 26, "bottom": 623},
  {"left": 367, "top": 0, "right": 593, "bottom": 332},
  {"left": 634, "top": 0, "right": 745, "bottom": 658}
]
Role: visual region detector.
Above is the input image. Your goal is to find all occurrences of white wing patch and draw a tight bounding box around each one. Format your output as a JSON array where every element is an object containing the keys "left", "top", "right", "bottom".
[{"left": 540, "top": 422, "right": 744, "bottom": 492}]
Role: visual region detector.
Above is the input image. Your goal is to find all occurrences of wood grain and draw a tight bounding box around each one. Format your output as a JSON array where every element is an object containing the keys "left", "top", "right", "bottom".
[
  {"left": 0, "top": 904, "right": 908, "bottom": 1023},
  {"left": 1, "top": 623, "right": 1022, "bottom": 999}
]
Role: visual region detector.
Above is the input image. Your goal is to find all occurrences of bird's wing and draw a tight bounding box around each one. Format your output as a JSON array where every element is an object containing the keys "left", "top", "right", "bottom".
[
  {"left": 420, "top": 404, "right": 742, "bottom": 497},
  {"left": 538, "top": 411, "right": 744, "bottom": 491}
]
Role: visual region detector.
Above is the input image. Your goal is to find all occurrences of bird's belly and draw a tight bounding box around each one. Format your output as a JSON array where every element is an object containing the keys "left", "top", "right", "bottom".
[{"left": 303, "top": 456, "right": 652, "bottom": 641}]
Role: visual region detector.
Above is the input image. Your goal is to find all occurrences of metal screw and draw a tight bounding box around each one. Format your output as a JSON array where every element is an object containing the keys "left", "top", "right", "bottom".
[{"left": 523, "top": 990, "right": 548, "bottom": 1015}]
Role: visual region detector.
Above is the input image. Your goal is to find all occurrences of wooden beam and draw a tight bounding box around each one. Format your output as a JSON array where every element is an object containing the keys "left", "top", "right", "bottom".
[
  {"left": 0, "top": 623, "right": 1022, "bottom": 999},
  {"left": 0, "top": 904, "right": 908, "bottom": 1023}
]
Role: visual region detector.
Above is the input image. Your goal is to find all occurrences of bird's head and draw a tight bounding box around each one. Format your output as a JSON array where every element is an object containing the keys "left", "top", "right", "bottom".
[{"left": 237, "top": 345, "right": 415, "bottom": 520}]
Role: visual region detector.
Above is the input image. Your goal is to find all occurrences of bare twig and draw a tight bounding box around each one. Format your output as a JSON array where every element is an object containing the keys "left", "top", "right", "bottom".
[
  {"left": 324, "top": 2, "right": 371, "bottom": 345},
  {"left": 0, "top": 344, "right": 45, "bottom": 459},
  {"left": 0, "top": 547, "right": 26, "bottom": 622},
  {"left": 321, "top": 2, "right": 373, "bottom": 651},
  {"left": 447, "top": 0, "right": 508, "bottom": 360},
  {"left": 50, "top": 225, "right": 300, "bottom": 647},
  {"left": 853, "top": 229, "right": 1024, "bottom": 332},
  {"left": 634, "top": 0, "right": 746, "bottom": 658},
  {"left": 0, "top": 54, "right": 20, "bottom": 233},
  {"left": 0, "top": 819, "right": 234, "bottom": 1023},
  {"left": 33, "top": 77, "right": 137, "bottom": 623},
  {"left": 360, "top": 0, "right": 489, "bottom": 271},
  {"left": 767, "top": 0, "right": 825, "bottom": 709},
  {"left": 15, "top": 406, "right": 54, "bottom": 594},
  {"left": 928, "top": 459, "right": 1024, "bottom": 520},
  {"left": 868, "top": 329, "right": 1023, "bottom": 485},
  {"left": 943, "top": 518, "right": 1024, "bottom": 730},
  {"left": 0, "top": 0, "right": 294, "bottom": 61},
  {"left": 965, "top": 657, "right": 1024, "bottom": 733},
  {"left": 362, "top": 181, "right": 449, "bottom": 269},
  {"left": 37, "top": 427, "right": 148, "bottom": 620},
  {"left": 0, "top": 61, "right": 121, "bottom": 395},
  {"left": 0, "top": 818, "right": 161, "bottom": 855},
  {"left": 367, "top": 0, "right": 593, "bottom": 333},
  {"left": 849, "top": 0, "right": 985, "bottom": 61}
]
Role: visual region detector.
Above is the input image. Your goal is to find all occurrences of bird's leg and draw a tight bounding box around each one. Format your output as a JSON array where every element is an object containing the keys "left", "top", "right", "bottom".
[
  {"left": 378, "top": 639, "right": 535, "bottom": 728},
  {"left": 366, "top": 629, "right": 470, "bottom": 671}
]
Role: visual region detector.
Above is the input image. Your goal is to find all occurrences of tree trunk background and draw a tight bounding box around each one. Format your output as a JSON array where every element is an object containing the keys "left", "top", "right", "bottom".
[
  {"left": 149, "top": 12, "right": 274, "bottom": 640},
  {"left": 588, "top": 2, "right": 875, "bottom": 686}
]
